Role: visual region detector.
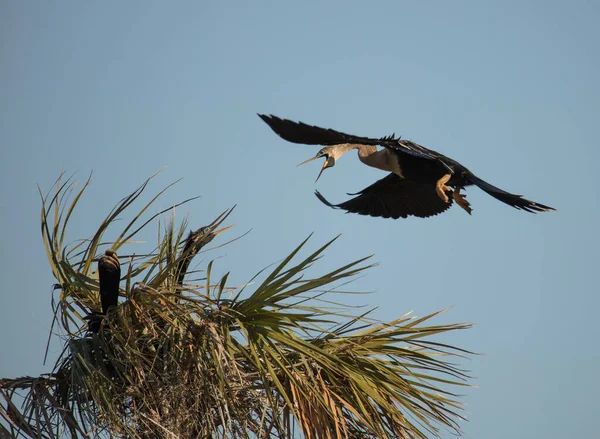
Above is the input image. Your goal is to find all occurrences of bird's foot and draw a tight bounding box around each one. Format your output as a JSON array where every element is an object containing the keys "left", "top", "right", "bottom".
[
  {"left": 435, "top": 174, "right": 452, "bottom": 203},
  {"left": 453, "top": 187, "right": 472, "bottom": 215}
]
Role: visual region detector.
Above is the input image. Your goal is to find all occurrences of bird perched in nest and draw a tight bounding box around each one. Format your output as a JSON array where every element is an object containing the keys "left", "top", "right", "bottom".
[
  {"left": 86, "top": 250, "right": 121, "bottom": 333},
  {"left": 259, "top": 114, "right": 555, "bottom": 219}
]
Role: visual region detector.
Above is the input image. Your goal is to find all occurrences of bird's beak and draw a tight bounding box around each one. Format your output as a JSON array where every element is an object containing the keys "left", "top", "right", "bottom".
[
  {"left": 212, "top": 224, "right": 235, "bottom": 236},
  {"left": 297, "top": 154, "right": 323, "bottom": 167},
  {"left": 297, "top": 154, "right": 331, "bottom": 183},
  {"left": 314, "top": 160, "right": 328, "bottom": 183}
]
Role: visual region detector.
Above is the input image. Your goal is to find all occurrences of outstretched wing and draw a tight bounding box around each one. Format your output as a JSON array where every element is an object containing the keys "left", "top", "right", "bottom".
[
  {"left": 314, "top": 173, "right": 452, "bottom": 219},
  {"left": 258, "top": 114, "right": 438, "bottom": 160},
  {"left": 259, "top": 114, "right": 378, "bottom": 146}
]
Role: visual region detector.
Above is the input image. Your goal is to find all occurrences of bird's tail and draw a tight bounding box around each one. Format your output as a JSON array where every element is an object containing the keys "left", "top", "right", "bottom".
[{"left": 467, "top": 173, "right": 555, "bottom": 213}]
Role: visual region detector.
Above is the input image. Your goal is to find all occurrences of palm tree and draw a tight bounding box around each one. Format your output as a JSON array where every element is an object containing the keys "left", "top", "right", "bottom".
[{"left": 1, "top": 172, "right": 473, "bottom": 439}]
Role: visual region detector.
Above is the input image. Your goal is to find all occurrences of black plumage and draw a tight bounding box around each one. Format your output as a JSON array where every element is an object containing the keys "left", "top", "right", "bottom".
[
  {"left": 259, "top": 114, "right": 555, "bottom": 218},
  {"left": 258, "top": 114, "right": 441, "bottom": 162},
  {"left": 315, "top": 175, "right": 452, "bottom": 219},
  {"left": 99, "top": 250, "right": 121, "bottom": 315}
]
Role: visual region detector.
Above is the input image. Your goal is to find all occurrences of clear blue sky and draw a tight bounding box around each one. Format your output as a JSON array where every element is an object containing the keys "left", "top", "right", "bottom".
[{"left": 1, "top": 1, "right": 598, "bottom": 437}]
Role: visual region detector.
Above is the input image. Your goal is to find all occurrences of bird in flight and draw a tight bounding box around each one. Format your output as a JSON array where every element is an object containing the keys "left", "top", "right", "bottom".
[{"left": 258, "top": 114, "right": 555, "bottom": 219}]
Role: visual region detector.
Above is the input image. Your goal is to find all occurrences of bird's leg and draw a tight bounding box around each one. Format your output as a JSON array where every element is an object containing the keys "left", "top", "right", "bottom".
[
  {"left": 435, "top": 174, "right": 452, "bottom": 203},
  {"left": 453, "top": 186, "right": 472, "bottom": 215}
]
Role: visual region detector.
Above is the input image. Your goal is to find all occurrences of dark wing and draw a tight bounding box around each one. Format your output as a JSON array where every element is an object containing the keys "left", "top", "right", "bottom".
[
  {"left": 314, "top": 173, "right": 452, "bottom": 219},
  {"left": 467, "top": 174, "right": 556, "bottom": 213},
  {"left": 382, "top": 138, "right": 444, "bottom": 162},
  {"left": 258, "top": 114, "right": 380, "bottom": 145},
  {"left": 258, "top": 114, "right": 439, "bottom": 161}
]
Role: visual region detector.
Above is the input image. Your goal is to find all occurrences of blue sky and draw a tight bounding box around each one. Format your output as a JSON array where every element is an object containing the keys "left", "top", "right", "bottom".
[{"left": 1, "top": 1, "right": 598, "bottom": 437}]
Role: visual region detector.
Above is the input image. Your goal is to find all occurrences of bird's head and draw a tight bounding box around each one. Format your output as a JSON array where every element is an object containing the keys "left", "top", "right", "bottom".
[{"left": 297, "top": 146, "right": 340, "bottom": 182}]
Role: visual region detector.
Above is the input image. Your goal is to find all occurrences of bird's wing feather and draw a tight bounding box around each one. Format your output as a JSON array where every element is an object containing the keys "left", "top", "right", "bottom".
[
  {"left": 315, "top": 173, "right": 452, "bottom": 219},
  {"left": 258, "top": 114, "right": 439, "bottom": 161},
  {"left": 259, "top": 114, "right": 379, "bottom": 145},
  {"left": 467, "top": 173, "right": 556, "bottom": 213},
  {"left": 383, "top": 138, "right": 443, "bottom": 161}
]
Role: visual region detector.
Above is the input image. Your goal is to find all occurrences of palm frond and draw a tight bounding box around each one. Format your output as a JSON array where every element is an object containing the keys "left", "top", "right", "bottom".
[{"left": 1, "top": 173, "right": 474, "bottom": 439}]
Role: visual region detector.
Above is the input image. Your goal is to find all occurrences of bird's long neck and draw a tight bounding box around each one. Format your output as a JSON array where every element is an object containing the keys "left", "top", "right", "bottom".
[
  {"left": 334, "top": 143, "right": 377, "bottom": 160},
  {"left": 354, "top": 144, "right": 378, "bottom": 159},
  {"left": 348, "top": 144, "right": 402, "bottom": 175},
  {"left": 332, "top": 144, "right": 402, "bottom": 176}
]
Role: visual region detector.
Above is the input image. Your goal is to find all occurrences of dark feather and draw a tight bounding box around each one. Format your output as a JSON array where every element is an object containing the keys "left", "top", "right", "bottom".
[
  {"left": 99, "top": 250, "right": 121, "bottom": 314},
  {"left": 258, "top": 114, "right": 439, "bottom": 161},
  {"left": 466, "top": 174, "right": 555, "bottom": 213},
  {"left": 315, "top": 174, "right": 452, "bottom": 219}
]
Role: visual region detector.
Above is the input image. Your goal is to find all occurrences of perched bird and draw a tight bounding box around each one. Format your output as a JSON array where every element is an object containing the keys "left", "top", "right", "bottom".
[
  {"left": 98, "top": 250, "right": 121, "bottom": 314},
  {"left": 258, "top": 114, "right": 555, "bottom": 219},
  {"left": 86, "top": 250, "right": 121, "bottom": 333}
]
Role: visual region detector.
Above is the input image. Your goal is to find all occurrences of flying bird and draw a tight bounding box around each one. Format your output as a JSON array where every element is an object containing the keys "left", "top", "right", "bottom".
[{"left": 258, "top": 114, "right": 555, "bottom": 219}]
